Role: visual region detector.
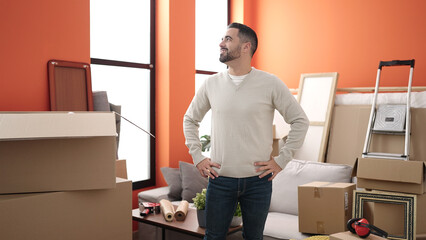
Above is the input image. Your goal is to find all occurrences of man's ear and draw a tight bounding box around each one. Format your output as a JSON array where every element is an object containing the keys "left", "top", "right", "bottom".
[{"left": 242, "top": 42, "right": 252, "bottom": 54}]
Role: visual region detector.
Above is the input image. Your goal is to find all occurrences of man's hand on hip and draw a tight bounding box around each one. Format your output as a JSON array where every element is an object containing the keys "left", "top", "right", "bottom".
[
  {"left": 254, "top": 157, "right": 283, "bottom": 181},
  {"left": 196, "top": 158, "right": 221, "bottom": 179}
]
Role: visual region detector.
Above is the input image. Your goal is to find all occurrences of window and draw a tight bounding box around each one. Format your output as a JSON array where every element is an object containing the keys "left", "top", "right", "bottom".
[
  {"left": 90, "top": 0, "right": 155, "bottom": 189},
  {"left": 195, "top": 0, "right": 229, "bottom": 137}
]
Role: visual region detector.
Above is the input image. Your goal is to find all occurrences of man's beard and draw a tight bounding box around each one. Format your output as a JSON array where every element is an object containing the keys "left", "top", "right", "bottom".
[{"left": 219, "top": 45, "right": 241, "bottom": 63}]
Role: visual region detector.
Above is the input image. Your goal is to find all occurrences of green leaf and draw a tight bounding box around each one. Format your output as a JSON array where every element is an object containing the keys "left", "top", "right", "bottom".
[
  {"left": 234, "top": 202, "right": 242, "bottom": 217},
  {"left": 192, "top": 188, "right": 207, "bottom": 210},
  {"left": 200, "top": 135, "right": 211, "bottom": 152}
]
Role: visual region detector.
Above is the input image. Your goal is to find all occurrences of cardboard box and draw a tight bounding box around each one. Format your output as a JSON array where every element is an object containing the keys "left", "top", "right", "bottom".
[
  {"left": 326, "top": 106, "right": 426, "bottom": 166},
  {"left": 298, "top": 181, "right": 356, "bottom": 234},
  {"left": 356, "top": 157, "right": 426, "bottom": 194},
  {"left": 272, "top": 139, "right": 280, "bottom": 157},
  {"left": 116, "top": 159, "right": 128, "bottom": 179},
  {"left": 0, "top": 178, "right": 132, "bottom": 240},
  {"left": 0, "top": 112, "right": 117, "bottom": 194},
  {"left": 330, "top": 231, "right": 388, "bottom": 240},
  {"left": 373, "top": 192, "right": 426, "bottom": 237},
  {"left": 271, "top": 124, "right": 281, "bottom": 157}
]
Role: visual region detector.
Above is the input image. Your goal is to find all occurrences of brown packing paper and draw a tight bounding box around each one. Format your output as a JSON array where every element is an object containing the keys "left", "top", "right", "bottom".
[
  {"left": 159, "top": 199, "right": 175, "bottom": 222},
  {"left": 327, "top": 106, "right": 426, "bottom": 167},
  {"left": 175, "top": 200, "right": 189, "bottom": 221}
]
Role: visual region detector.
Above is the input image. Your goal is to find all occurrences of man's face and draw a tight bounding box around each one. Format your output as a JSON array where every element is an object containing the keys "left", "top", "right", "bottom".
[{"left": 219, "top": 28, "right": 242, "bottom": 63}]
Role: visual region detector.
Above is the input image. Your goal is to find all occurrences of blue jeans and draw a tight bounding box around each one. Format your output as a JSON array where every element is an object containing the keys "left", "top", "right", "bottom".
[{"left": 204, "top": 174, "right": 272, "bottom": 240}]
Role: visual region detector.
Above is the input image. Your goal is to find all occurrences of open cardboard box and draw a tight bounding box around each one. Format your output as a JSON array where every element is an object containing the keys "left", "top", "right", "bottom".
[
  {"left": 354, "top": 157, "right": 426, "bottom": 238},
  {"left": 355, "top": 157, "right": 426, "bottom": 194},
  {"left": 116, "top": 159, "right": 128, "bottom": 179},
  {"left": 0, "top": 112, "right": 117, "bottom": 194}
]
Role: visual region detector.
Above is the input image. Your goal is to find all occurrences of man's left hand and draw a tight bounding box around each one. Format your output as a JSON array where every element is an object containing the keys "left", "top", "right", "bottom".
[{"left": 254, "top": 157, "right": 282, "bottom": 181}]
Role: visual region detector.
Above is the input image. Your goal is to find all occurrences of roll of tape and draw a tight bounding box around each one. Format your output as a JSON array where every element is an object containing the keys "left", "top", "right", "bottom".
[
  {"left": 154, "top": 203, "right": 161, "bottom": 214},
  {"left": 142, "top": 202, "right": 159, "bottom": 213},
  {"left": 139, "top": 202, "right": 145, "bottom": 212}
]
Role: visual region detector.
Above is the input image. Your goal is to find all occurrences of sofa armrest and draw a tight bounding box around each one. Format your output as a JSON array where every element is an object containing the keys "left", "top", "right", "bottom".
[{"left": 138, "top": 186, "right": 171, "bottom": 203}]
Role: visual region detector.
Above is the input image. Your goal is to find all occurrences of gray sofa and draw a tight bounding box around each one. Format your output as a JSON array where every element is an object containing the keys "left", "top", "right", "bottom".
[{"left": 138, "top": 160, "right": 353, "bottom": 240}]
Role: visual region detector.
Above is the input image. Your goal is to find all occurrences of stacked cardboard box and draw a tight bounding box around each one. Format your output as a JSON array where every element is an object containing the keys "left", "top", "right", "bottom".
[
  {"left": 0, "top": 112, "right": 132, "bottom": 240},
  {"left": 355, "top": 157, "right": 426, "bottom": 239},
  {"left": 326, "top": 105, "right": 426, "bottom": 239}
]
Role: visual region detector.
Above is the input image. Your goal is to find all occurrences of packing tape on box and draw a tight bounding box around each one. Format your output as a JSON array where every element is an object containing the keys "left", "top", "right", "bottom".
[
  {"left": 175, "top": 200, "right": 189, "bottom": 221},
  {"left": 159, "top": 199, "right": 175, "bottom": 222},
  {"left": 314, "top": 182, "right": 334, "bottom": 198},
  {"left": 314, "top": 187, "right": 321, "bottom": 198},
  {"left": 316, "top": 221, "right": 325, "bottom": 234}
]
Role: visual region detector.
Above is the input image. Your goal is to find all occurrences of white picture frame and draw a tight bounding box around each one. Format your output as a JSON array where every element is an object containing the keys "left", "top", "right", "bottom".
[{"left": 294, "top": 72, "right": 338, "bottom": 162}]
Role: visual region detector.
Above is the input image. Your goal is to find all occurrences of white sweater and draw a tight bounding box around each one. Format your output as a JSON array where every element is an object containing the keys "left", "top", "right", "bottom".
[{"left": 183, "top": 67, "right": 309, "bottom": 178}]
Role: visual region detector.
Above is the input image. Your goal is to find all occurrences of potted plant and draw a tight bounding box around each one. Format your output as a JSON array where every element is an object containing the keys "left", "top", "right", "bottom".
[
  {"left": 193, "top": 188, "right": 242, "bottom": 228},
  {"left": 200, "top": 135, "right": 211, "bottom": 152},
  {"left": 230, "top": 202, "right": 242, "bottom": 227},
  {"left": 193, "top": 188, "right": 207, "bottom": 227}
]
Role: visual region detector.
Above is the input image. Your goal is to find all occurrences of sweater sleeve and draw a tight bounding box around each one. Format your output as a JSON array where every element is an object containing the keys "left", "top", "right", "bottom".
[
  {"left": 183, "top": 81, "right": 211, "bottom": 166},
  {"left": 272, "top": 80, "right": 309, "bottom": 169}
]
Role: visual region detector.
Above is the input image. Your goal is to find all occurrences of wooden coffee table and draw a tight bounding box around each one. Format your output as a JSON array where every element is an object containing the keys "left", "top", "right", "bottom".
[{"left": 132, "top": 207, "right": 242, "bottom": 239}]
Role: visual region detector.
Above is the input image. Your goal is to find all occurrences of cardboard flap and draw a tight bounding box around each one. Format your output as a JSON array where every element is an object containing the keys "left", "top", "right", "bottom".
[
  {"left": 357, "top": 158, "right": 425, "bottom": 184},
  {"left": 116, "top": 160, "right": 128, "bottom": 179},
  {"left": 0, "top": 112, "right": 117, "bottom": 140}
]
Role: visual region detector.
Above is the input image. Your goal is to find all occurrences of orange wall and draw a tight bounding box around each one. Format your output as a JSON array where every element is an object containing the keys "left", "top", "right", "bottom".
[
  {"left": 0, "top": 0, "right": 90, "bottom": 111},
  {"left": 153, "top": 0, "right": 195, "bottom": 187},
  {"left": 235, "top": 0, "right": 426, "bottom": 89}
]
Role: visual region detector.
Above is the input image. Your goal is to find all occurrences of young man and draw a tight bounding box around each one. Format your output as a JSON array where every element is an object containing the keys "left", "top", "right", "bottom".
[{"left": 183, "top": 22, "right": 309, "bottom": 240}]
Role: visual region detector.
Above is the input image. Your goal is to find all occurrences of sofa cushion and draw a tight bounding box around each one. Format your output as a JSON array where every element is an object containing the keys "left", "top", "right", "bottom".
[
  {"left": 160, "top": 167, "right": 182, "bottom": 201},
  {"left": 179, "top": 161, "right": 208, "bottom": 202},
  {"left": 263, "top": 212, "right": 310, "bottom": 240},
  {"left": 269, "top": 159, "right": 353, "bottom": 215}
]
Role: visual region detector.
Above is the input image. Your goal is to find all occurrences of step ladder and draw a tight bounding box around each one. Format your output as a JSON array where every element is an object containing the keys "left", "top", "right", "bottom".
[{"left": 362, "top": 59, "right": 415, "bottom": 161}]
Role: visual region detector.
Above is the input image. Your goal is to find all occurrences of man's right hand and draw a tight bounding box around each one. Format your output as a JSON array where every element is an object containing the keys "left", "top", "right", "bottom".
[{"left": 196, "top": 158, "right": 221, "bottom": 179}]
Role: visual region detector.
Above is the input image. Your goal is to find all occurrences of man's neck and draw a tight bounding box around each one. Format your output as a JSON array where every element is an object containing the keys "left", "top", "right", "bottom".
[{"left": 227, "top": 62, "right": 252, "bottom": 76}]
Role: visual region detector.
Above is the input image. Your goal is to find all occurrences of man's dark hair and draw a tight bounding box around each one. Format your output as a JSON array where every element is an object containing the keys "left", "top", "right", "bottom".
[{"left": 228, "top": 22, "right": 258, "bottom": 56}]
